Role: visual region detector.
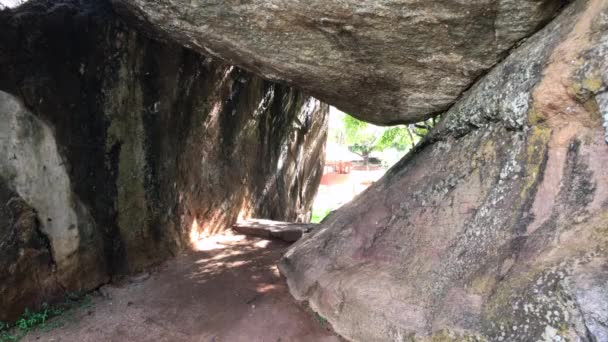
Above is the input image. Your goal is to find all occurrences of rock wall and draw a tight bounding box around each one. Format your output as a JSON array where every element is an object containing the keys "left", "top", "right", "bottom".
[
  {"left": 0, "top": 0, "right": 327, "bottom": 321},
  {"left": 280, "top": 0, "right": 608, "bottom": 340},
  {"left": 111, "top": 0, "right": 568, "bottom": 125}
]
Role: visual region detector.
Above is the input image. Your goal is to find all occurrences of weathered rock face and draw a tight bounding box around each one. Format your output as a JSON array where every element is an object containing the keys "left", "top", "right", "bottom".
[
  {"left": 280, "top": 0, "right": 608, "bottom": 340},
  {"left": 0, "top": 0, "right": 327, "bottom": 321},
  {"left": 0, "top": 92, "right": 107, "bottom": 322},
  {"left": 111, "top": 0, "right": 568, "bottom": 125},
  {"left": 0, "top": 176, "right": 64, "bottom": 322}
]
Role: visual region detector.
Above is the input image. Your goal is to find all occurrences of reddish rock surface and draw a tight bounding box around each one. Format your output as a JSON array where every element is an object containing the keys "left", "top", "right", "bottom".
[{"left": 280, "top": 1, "right": 608, "bottom": 340}]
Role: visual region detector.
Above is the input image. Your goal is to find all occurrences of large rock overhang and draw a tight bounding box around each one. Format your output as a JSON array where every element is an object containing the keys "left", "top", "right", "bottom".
[{"left": 111, "top": 0, "right": 569, "bottom": 125}]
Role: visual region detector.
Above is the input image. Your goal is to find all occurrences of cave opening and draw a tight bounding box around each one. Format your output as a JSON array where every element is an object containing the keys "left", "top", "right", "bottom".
[
  {"left": 0, "top": 0, "right": 26, "bottom": 9},
  {"left": 309, "top": 106, "right": 435, "bottom": 224}
]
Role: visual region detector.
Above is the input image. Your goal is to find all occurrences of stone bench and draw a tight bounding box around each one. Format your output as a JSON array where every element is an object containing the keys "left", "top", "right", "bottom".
[{"left": 232, "top": 219, "right": 317, "bottom": 242}]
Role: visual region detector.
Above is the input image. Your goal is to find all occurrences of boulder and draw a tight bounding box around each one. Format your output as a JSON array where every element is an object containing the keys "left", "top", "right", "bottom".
[
  {"left": 0, "top": 0, "right": 327, "bottom": 321},
  {"left": 0, "top": 182, "right": 63, "bottom": 321},
  {"left": 111, "top": 0, "right": 568, "bottom": 125},
  {"left": 279, "top": 0, "right": 608, "bottom": 340}
]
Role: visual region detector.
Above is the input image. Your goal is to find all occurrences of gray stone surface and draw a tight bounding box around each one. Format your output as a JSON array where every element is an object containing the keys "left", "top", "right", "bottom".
[
  {"left": 597, "top": 92, "right": 608, "bottom": 143},
  {"left": 111, "top": 0, "right": 566, "bottom": 125},
  {"left": 0, "top": 91, "right": 93, "bottom": 273}
]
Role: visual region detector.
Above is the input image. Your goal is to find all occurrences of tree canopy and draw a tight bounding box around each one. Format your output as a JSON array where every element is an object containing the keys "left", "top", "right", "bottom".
[{"left": 334, "top": 112, "right": 434, "bottom": 160}]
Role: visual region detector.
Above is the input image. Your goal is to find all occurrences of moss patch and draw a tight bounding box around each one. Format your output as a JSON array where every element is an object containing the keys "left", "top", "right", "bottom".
[{"left": 520, "top": 124, "right": 551, "bottom": 200}]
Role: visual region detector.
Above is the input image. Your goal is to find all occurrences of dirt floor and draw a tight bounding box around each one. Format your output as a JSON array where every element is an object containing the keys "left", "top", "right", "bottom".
[{"left": 23, "top": 234, "right": 341, "bottom": 342}]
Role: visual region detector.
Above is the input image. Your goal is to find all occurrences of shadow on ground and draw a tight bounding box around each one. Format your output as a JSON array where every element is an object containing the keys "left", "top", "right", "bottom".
[{"left": 23, "top": 235, "right": 341, "bottom": 342}]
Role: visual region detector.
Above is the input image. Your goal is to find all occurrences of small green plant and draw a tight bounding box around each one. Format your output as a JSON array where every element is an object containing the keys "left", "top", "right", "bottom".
[
  {"left": 0, "top": 293, "right": 92, "bottom": 342},
  {"left": 0, "top": 321, "right": 18, "bottom": 342},
  {"left": 0, "top": 321, "right": 17, "bottom": 342},
  {"left": 0, "top": 332, "right": 17, "bottom": 342},
  {"left": 16, "top": 309, "right": 44, "bottom": 330},
  {"left": 314, "top": 312, "right": 328, "bottom": 326}
]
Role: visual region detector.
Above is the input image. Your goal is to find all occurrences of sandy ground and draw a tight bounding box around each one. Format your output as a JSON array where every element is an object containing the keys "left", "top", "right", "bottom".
[{"left": 23, "top": 235, "right": 341, "bottom": 342}]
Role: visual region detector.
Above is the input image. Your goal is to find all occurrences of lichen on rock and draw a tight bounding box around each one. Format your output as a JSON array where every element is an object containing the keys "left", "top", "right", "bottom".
[{"left": 596, "top": 92, "right": 608, "bottom": 143}]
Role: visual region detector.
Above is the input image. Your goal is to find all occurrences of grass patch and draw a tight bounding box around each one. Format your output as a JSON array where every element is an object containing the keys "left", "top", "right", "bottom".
[
  {"left": 311, "top": 207, "right": 332, "bottom": 223},
  {"left": 0, "top": 293, "right": 93, "bottom": 341}
]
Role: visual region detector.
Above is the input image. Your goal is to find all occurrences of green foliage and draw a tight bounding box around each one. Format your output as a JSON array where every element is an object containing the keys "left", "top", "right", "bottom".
[
  {"left": 341, "top": 114, "right": 438, "bottom": 158},
  {"left": 0, "top": 293, "right": 92, "bottom": 342},
  {"left": 376, "top": 126, "right": 413, "bottom": 151},
  {"left": 311, "top": 207, "right": 332, "bottom": 223},
  {"left": 343, "top": 115, "right": 382, "bottom": 156},
  {"left": 15, "top": 307, "right": 50, "bottom": 331},
  {"left": 0, "top": 321, "right": 16, "bottom": 342}
]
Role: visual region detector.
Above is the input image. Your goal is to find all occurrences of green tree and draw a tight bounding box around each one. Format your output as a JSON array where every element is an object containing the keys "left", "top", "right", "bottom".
[
  {"left": 376, "top": 126, "right": 413, "bottom": 151},
  {"left": 335, "top": 111, "right": 438, "bottom": 165},
  {"left": 343, "top": 115, "right": 383, "bottom": 161}
]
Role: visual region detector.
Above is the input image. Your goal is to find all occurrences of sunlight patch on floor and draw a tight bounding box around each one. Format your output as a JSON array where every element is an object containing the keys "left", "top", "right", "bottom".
[
  {"left": 192, "top": 232, "right": 246, "bottom": 251},
  {"left": 256, "top": 283, "right": 279, "bottom": 293},
  {"left": 254, "top": 239, "right": 271, "bottom": 248},
  {"left": 270, "top": 265, "right": 280, "bottom": 277}
]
